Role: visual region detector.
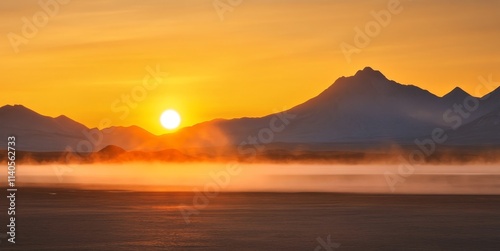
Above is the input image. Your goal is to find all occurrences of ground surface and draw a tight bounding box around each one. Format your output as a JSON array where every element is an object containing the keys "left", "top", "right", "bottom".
[{"left": 1, "top": 189, "right": 500, "bottom": 250}]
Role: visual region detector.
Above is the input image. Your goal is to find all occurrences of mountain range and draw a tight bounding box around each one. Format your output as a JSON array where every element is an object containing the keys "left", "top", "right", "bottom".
[{"left": 1, "top": 67, "right": 499, "bottom": 156}]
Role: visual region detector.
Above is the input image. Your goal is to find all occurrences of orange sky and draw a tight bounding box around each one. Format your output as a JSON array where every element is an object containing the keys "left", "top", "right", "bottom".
[{"left": 1, "top": 0, "right": 499, "bottom": 134}]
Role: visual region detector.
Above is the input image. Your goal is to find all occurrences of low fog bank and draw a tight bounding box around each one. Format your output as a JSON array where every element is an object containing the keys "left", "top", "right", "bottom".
[
  {"left": 15, "top": 163, "right": 500, "bottom": 195},
  {"left": 3, "top": 146, "right": 500, "bottom": 165}
]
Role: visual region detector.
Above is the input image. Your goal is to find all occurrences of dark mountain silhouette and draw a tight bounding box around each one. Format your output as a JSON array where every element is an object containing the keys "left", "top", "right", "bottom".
[
  {"left": 0, "top": 105, "right": 90, "bottom": 151},
  {"left": 98, "top": 145, "right": 127, "bottom": 155},
  {"left": 442, "top": 87, "right": 472, "bottom": 104},
  {"left": 1, "top": 67, "right": 499, "bottom": 155},
  {"left": 168, "top": 67, "right": 499, "bottom": 147},
  {"left": 447, "top": 107, "right": 500, "bottom": 146}
]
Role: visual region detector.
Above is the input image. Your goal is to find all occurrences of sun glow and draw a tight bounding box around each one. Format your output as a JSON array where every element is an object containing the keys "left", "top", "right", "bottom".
[{"left": 160, "top": 109, "right": 181, "bottom": 130}]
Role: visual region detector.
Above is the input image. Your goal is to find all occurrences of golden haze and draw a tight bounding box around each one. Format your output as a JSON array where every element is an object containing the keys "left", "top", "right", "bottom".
[{"left": 0, "top": 0, "right": 499, "bottom": 134}]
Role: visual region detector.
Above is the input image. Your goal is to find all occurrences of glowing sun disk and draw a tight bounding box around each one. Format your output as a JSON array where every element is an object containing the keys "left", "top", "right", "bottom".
[{"left": 160, "top": 109, "right": 181, "bottom": 130}]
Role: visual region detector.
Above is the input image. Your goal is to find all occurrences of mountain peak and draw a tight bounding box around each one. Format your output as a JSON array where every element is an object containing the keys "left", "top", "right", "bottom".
[
  {"left": 0, "top": 104, "right": 29, "bottom": 111},
  {"left": 354, "top": 67, "right": 387, "bottom": 80},
  {"left": 98, "top": 145, "right": 127, "bottom": 154},
  {"left": 449, "top": 87, "right": 468, "bottom": 95},
  {"left": 443, "top": 87, "right": 471, "bottom": 101},
  {"left": 0, "top": 104, "right": 39, "bottom": 117}
]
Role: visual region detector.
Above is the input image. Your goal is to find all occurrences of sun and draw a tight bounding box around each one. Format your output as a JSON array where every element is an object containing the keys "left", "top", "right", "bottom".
[{"left": 160, "top": 109, "right": 181, "bottom": 130}]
